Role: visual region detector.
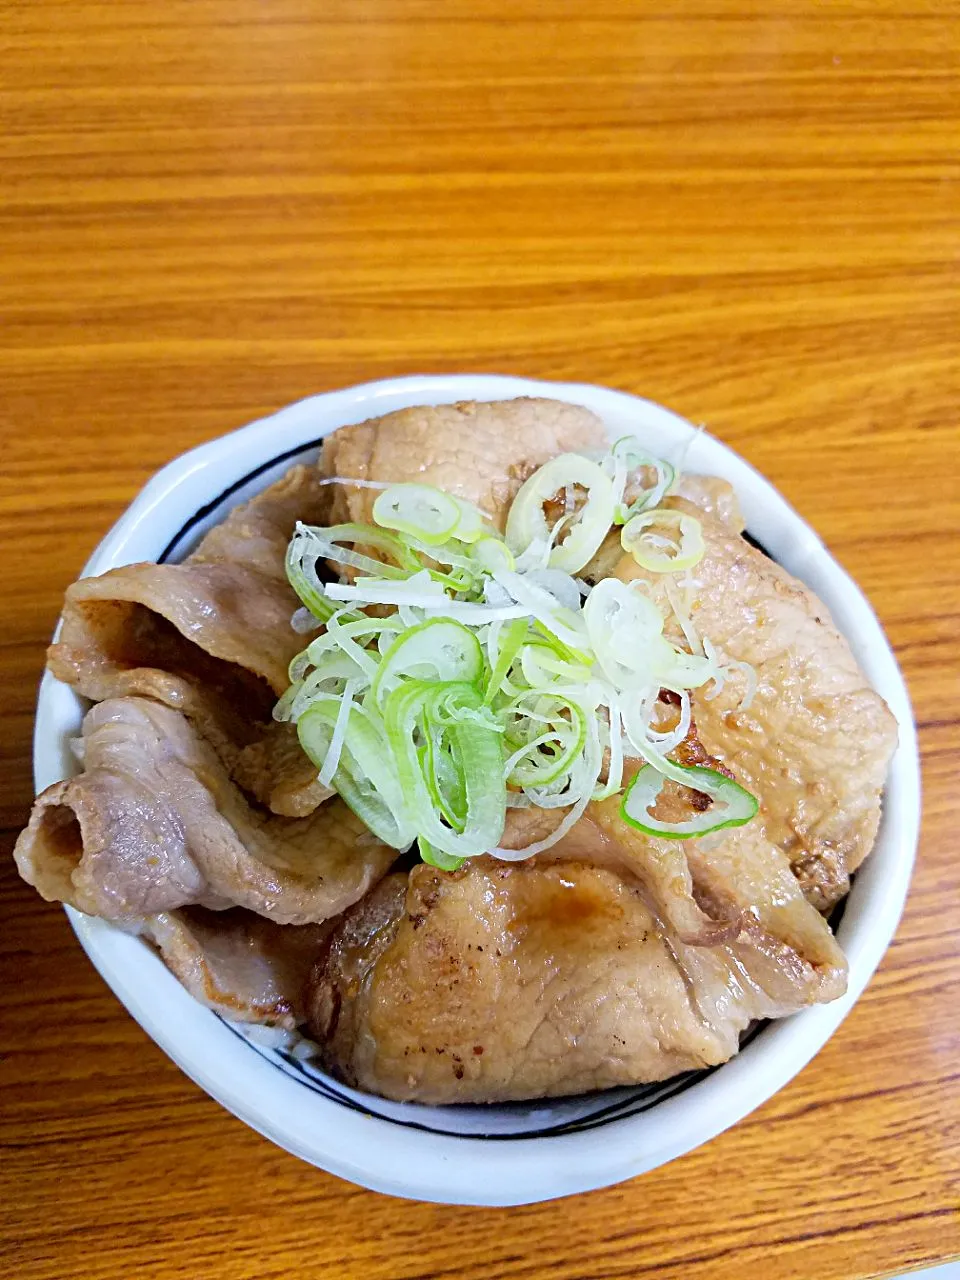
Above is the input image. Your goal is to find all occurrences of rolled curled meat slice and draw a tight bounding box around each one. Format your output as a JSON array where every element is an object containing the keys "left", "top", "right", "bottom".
[
  {"left": 47, "top": 464, "right": 331, "bottom": 816},
  {"left": 14, "top": 697, "right": 396, "bottom": 925}
]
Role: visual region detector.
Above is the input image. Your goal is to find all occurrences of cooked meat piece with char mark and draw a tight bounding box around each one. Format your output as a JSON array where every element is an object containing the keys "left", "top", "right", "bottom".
[
  {"left": 47, "top": 465, "right": 332, "bottom": 816},
  {"left": 139, "top": 908, "right": 332, "bottom": 1029},
  {"left": 307, "top": 856, "right": 845, "bottom": 1104},
  {"left": 606, "top": 498, "right": 897, "bottom": 907},
  {"left": 321, "top": 398, "right": 608, "bottom": 530},
  {"left": 14, "top": 697, "right": 395, "bottom": 925}
]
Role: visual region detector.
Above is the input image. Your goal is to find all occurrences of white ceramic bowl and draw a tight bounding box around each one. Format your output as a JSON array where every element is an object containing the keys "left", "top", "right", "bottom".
[{"left": 34, "top": 374, "right": 920, "bottom": 1205}]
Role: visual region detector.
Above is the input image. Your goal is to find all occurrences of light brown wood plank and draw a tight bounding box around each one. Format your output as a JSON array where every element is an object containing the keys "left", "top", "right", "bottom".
[{"left": 1, "top": 2, "right": 958, "bottom": 1277}]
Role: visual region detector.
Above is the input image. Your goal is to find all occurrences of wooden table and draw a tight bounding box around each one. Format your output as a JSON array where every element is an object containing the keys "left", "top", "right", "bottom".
[{"left": 2, "top": 4, "right": 958, "bottom": 1277}]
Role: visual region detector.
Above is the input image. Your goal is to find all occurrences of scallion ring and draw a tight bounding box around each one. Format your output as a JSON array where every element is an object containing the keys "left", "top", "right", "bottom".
[
  {"left": 373, "top": 483, "right": 462, "bottom": 545},
  {"left": 505, "top": 453, "right": 615, "bottom": 574},
  {"left": 621, "top": 762, "right": 758, "bottom": 839},
  {"left": 621, "top": 509, "right": 705, "bottom": 573}
]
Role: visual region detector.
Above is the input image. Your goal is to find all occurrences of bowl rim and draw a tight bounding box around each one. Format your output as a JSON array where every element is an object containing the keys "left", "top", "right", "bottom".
[{"left": 34, "top": 373, "right": 921, "bottom": 1205}]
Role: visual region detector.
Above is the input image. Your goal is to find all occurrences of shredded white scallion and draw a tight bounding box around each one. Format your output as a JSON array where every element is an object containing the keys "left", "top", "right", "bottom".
[
  {"left": 317, "top": 678, "right": 358, "bottom": 786},
  {"left": 316, "top": 475, "right": 395, "bottom": 490}
]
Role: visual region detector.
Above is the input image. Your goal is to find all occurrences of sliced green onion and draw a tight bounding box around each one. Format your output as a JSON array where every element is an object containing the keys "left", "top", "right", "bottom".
[
  {"left": 421, "top": 720, "right": 468, "bottom": 831},
  {"left": 664, "top": 575, "right": 704, "bottom": 656},
  {"left": 647, "top": 688, "right": 692, "bottom": 754},
  {"left": 592, "top": 698, "right": 624, "bottom": 801},
  {"left": 312, "top": 522, "right": 422, "bottom": 579},
  {"left": 418, "top": 837, "right": 465, "bottom": 872},
  {"left": 317, "top": 678, "right": 359, "bottom": 786},
  {"left": 484, "top": 617, "right": 529, "bottom": 702},
  {"left": 471, "top": 535, "right": 516, "bottom": 573},
  {"left": 529, "top": 621, "right": 593, "bottom": 669},
  {"left": 585, "top": 579, "right": 716, "bottom": 691},
  {"left": 286, "top": 521, "right": 418, "bottom": 622},
  {"left": 491, "top": 717, "right": 603, "bottom": 859},
  {"left": 298, "top": 699, "right": 415, "bottom": 849},
  {"left": 501, "top": 690, "right": 588, "bottom": 788},
  {"left": 449, "top": 496, "right": 489, "bottom": 544},
  {"left": 272, "top": 682, "right": 300, "bottom": 723},
  {"left": 285, "top": 528, "right": 338, "bottom": 623},
  {"left": 384, "top": 681, "right": 506, "bottom": 857},
  {"left": 373, "top": 483, "right": 461, "bottom": 546},
  {"left": 607, "top": 436, "right": 676, "bottom": 524},
  {"left": 505, "top": 453, "right": 615, "bottom": 574},
  {"left": 278, "top": 650, "right": 370, "bottom": 723},
  {"left": 323, "top": 575, "right": 530, "bottom": 622},
  {"left": 658, "top": 647, "right": 716, "bottom": 691},
  {"left": 621, "top": 762, "right": 758, "bottom": 839},
  {"left": 621, "top": 509, "right": 705, "bottom": 573},
  {"left": 299, "top": 614, "right": 403, "bottom": 679},
  {"left": 324, "top": 609, "right": 382, "bottom": 680},
  {"left": 492, "top": 569, "right": 590, "bottom": 652},
  {"left": 402, "top": 534, "right": 478, "bottom": 573},
  {"left": 518, "top": 640, "right": 591, "bottom": 690},
  {"left": 280, "top": 445, "right": 757, "bottom": 868},
  {"left": 291, "top": 606, "right": 323, "bottom": 635},
  {"left": 317, "top": 475, "right": 394, "bottom": 492},
  {"left": 523, "top": 567, "right": 582, "bottom": 612},
  {"left": 371, "top": 618, "right": 484, "bottom": 706},
  {"left": 584, "top": 578, "right": 665, "bottom": 688}
]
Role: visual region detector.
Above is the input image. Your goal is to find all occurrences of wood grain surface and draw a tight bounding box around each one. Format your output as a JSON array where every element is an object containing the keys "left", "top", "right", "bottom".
[{"left": 2, "top": 3, "right": 958, "bottom": 1277}]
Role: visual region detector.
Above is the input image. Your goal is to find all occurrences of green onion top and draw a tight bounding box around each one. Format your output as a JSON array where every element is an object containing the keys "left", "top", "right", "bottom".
[{"left": 279, "top": 435, "right": 757, "bottom": 865}]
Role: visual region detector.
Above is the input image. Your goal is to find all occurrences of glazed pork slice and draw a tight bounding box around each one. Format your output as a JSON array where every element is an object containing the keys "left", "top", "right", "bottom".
[
  {"left": 187, "top": 462, "right": 328, "bottom": 580},
  {"left": 496, "top": 688, "right": 839, "bottom": 951},
  {"left": 307, "top": 856, "right": 846, "bottom": 1104},
  {"left": 14, "top": 697, "right": 395, "bottom": 925},
  {"left": 48, "top": 559, "right": 297, "bottom": 708},
  {"left": 499, "top": 799, "right": 742, "bottom": 946},
  {"left": 47, "top": 464, "right": 331, "bottom": 815},
  {"left": 670, "top": 474, "right": 744, "bottom": 532},
  {"left": 611, "top": 500, "right": 898, "bottom": 908},
  {"left": 138, "top": 908, "right": 331, "bottom": 1029},
  {"left": 321, "top": 398, "right": 608, "bottom": 530}
]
